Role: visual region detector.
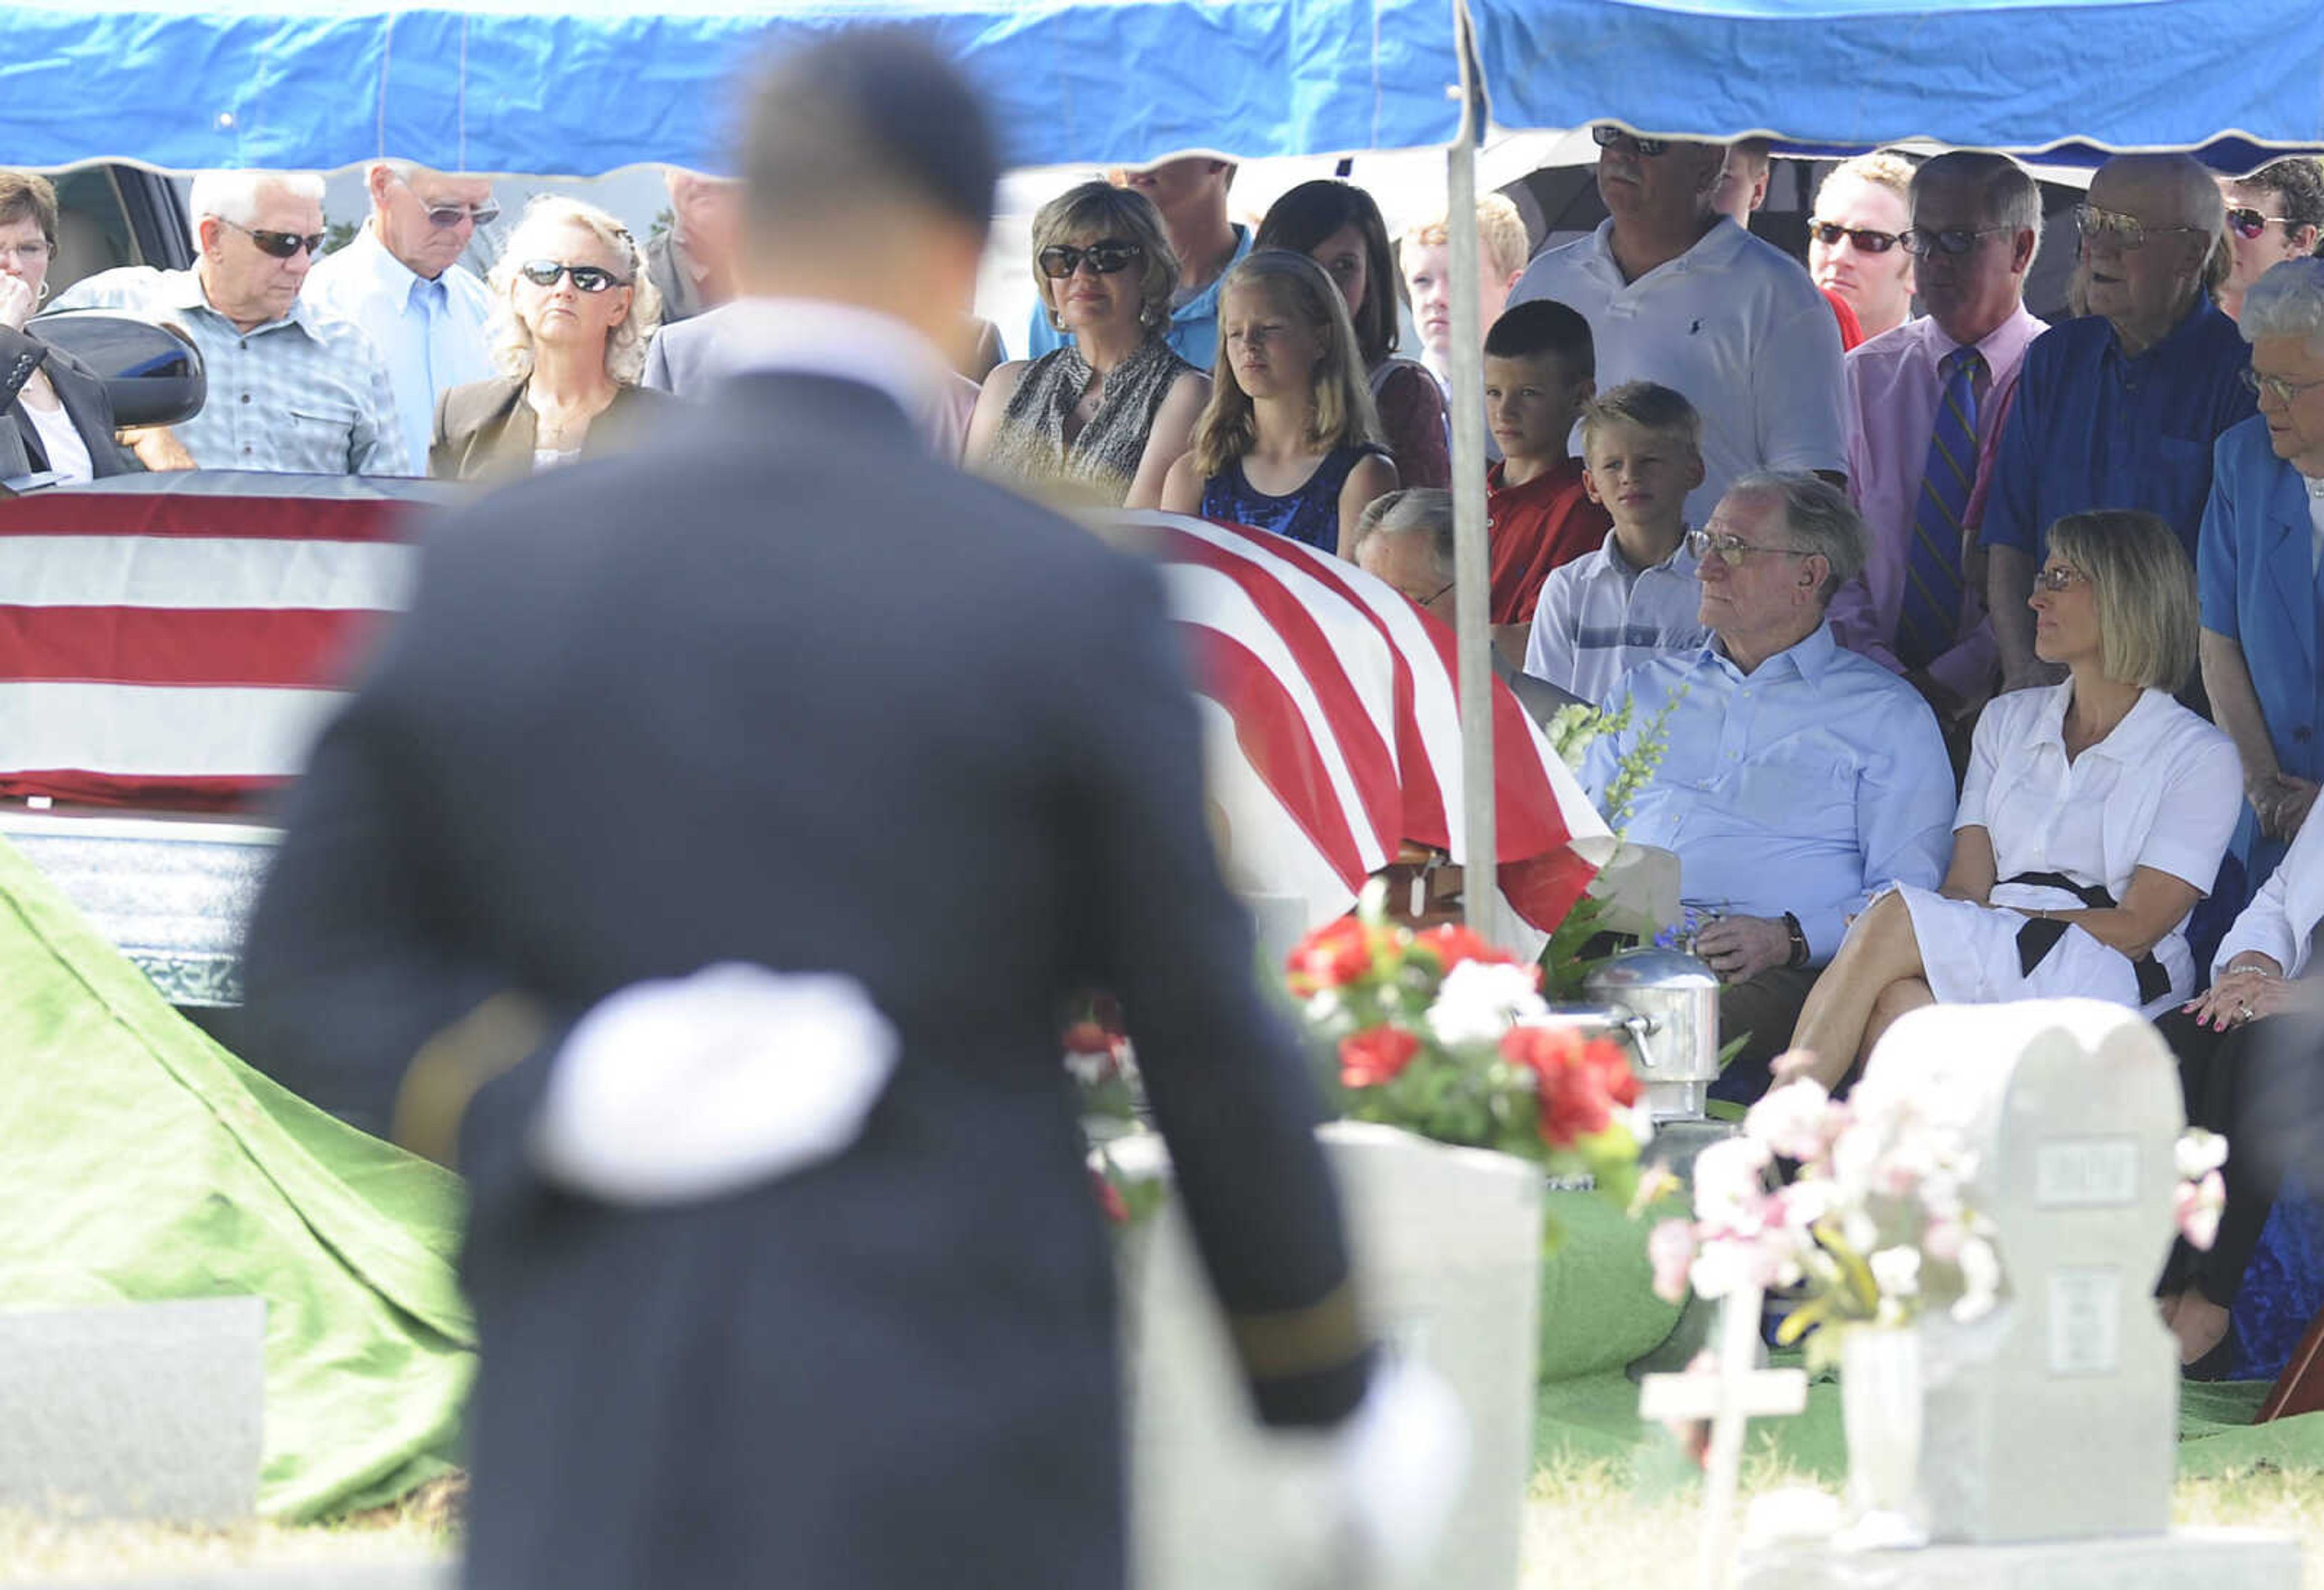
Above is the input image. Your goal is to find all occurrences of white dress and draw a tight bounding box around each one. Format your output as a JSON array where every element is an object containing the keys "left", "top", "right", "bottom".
[{"left": 1897, "top": 682, "right": 2240, "bottom": 1015}]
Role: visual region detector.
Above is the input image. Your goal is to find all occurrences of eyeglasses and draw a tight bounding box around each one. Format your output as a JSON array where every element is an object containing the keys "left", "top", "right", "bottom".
[
  {"left": 2032, "top": 564, "right": 2089, "bottom": 592},
  {"left": 2225, "top": 206, "right": 2295, "bottom": 241},
  {"left": 1037, "top": 240, "right": 1142, "bottom": 279},
  {"left": 2073, "top": 203, "right": 2204, "bottom": 251},
  {"left": 1591, "top": 124, "right": 1670, "bottom": 158},
  {"left": 0, "top": 240, "right": 52, "bottom": 267},
  {"left": 389, "top": 171, "right": 499, "bottom": 230},
  {"left": 516, "top": 259, "right": 628, "bottom": 293},
  {"left": 219, "top": 218, "right": 326, "bottom": 259},
  {"left": 1902, "top": 225, "right": 2011, "bottom": 258},
  {"left": 1808, "top": 220, "right": 1902, "bottom": 254},
  {"left": 2240, "top": 367, "right": 2324, "bottom": 405},
  {"left": 1686, "top": 529, "right": 1814, "bottom": 567}
]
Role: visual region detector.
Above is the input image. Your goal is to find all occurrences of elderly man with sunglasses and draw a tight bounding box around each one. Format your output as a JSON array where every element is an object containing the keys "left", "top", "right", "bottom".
[
  {"left": 1507, "top": 124, "right": 1848, "bottom": 529},
  {"left": 53, "top": 170, "right": 405, "bottom": 474},
  {"left": 304, "top": 160, "right": 500, "bottom": 471},
  {"left": 1829, "top": 152, "right": 2047, "bottom": 747},
  {"left": 1980, "top": 153, "right": 2255, "bottom": 695},
  {"left": 1581, "top": 473, "right": 1954, "bottom": 1103}
]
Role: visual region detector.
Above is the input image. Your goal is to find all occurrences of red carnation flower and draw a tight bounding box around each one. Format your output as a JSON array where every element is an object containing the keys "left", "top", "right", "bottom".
[
  {"left": 1413, "top": 922, "right": 1526, "bottom": 980},
  {"left": 1062, "top": 1021, "right": 1116, "bottom": 1055},
  {"left": 1287, "top": 916, "right": 1379, "bottom": 996},
  {"left": 1339, "top": 1026, "right": 1422, "bottom": 1088},
  {"left": 1089, "top": 1166, "right": 1130, "bottom": 1226},
  {"left": 1504, "top": 1026, "right": 1640, "bottom": 1148}
]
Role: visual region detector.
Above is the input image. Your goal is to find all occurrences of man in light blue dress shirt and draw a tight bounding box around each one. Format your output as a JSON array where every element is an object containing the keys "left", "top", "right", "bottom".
[
  {"left": 304, "top": 161, "right": 501, "bottom": 473},
  {"left": 55, "top": 171, "right": 407, "bottom": 476},
  {"left": 1584, "top": 473, "right": 1955, "bottom": 1101}
]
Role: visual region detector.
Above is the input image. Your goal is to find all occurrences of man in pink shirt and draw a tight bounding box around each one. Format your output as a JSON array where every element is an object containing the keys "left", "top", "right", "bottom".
[{"left": 1828, "top": 151, "right": 2046, "bottom": 752}]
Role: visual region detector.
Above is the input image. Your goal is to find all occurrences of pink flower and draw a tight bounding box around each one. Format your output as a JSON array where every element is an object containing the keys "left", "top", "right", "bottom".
[
  {"left": 1649, "top": 1219, "right": 1698, "bottom": 1304},
  {"left": 2176, "top": 1168, "right": 2226, "bottom": 1252},
  {"left": 1744, "top": 1076, "right": 1837, "bottom": 1162}
]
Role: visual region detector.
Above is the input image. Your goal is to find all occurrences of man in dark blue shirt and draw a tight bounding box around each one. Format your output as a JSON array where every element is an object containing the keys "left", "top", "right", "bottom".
[{"left": 1982, "top": 154, "right": 2254, "bottom": 693}]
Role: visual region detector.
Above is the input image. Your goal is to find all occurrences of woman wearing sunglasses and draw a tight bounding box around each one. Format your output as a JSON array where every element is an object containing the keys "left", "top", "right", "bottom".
[
  {"left": 1784, "top": 509, "right": 2240, "bottom": 1090},
  {"left": 2217, "top": 159, "right": 2324, "bottom": 323},
  {"left": 430, "top": 197, "right": 667, "bottom": 480},
  {"left": 965, "top": 181, "right": 1206, "bottom": 508}
]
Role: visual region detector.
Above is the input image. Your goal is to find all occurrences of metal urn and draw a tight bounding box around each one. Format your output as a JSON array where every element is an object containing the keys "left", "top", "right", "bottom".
[{"left": 1577, "top": 946, "right": 1722, "bottom": 1121}]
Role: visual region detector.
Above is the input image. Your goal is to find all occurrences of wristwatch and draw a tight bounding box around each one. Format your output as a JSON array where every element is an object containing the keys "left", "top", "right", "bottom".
[{"left": 1782, "top": 912, "right": 1810, "bottom": 970}]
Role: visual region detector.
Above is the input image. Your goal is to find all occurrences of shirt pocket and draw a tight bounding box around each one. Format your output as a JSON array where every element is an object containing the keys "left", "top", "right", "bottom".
[
  {"left": 285, "top": 401, "right": 356, "bottom": 437},
  {"left": 1732, "top": 754, "right": 1859, "bottom": 843}
]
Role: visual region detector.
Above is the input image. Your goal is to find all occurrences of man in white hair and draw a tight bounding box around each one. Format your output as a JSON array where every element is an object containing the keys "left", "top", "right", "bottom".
[
  {"left": 304, "top": 159, "right": 499, "bottom": 469},
  {"left": 54, "top": 170, "right": 405, "bottom": 474}
]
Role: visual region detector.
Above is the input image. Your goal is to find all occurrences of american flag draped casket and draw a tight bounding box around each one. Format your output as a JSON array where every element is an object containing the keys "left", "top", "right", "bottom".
[{"left": 0, "top": 478, "right": 1610, "bottom": 935}]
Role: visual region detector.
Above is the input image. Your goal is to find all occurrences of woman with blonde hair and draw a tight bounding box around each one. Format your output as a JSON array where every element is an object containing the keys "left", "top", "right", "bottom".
[
  {"left": 1159, "top": 249, "right": 1396, "bottom": 554},
  {"left": 965, "top": 180, "right": 1206, "bottom": 508},
  {"left": 431, "top": 196, "right": 669, "bottom": 479},
  {"left": 1782, "top": 508, "right": 2242, "bottom": 1088}
]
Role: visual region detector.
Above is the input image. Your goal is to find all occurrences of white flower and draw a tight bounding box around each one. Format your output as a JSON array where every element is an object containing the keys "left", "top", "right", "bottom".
[
  {"left": 1868, "top": 1246, "right": 1922, "bottom": 1299},
  {"left": 1425, "top": 961, "right": 1549, "bottom": 1047},
  {"left": 2177, "top": 1128, "right": 2229, "bottom": 1180},
  {"left": 1356, "top": 875, "right": 1391, "bottom": 923},
  {"left": 1690, "top": 1136, "right": 1775, "bottom": 1226},
  {"left": 2176, "top": 1169, "right": 2227, "bottom": 1252},
  {"left": 1689, "top": 1237, "right": 1755, "bottom": 1300},
  {"left": 1744, "top": 1077, "right": 1836, "bottom": 1161},
  {"left": 1950, "top": 1235, "right": 2001, "bottom": 1323},
  {"left": 1305, "top": 988, "right": 1344, "bottom": 1026},
  {"left": 1842, "top": 1208, "right": 1880, "bottom": 1256},
  {"left": 1065, "top": 1050, "right": 1112, "bottom": 1087}
]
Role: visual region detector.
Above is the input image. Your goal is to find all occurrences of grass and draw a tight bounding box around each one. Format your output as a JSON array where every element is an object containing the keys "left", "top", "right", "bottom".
[
  {"left": 0, "top": 1476, "right": 459, "bottom": 1583},
  {"left": 1518, "top": 1461, "right": 2324, "bottom": 1589}
]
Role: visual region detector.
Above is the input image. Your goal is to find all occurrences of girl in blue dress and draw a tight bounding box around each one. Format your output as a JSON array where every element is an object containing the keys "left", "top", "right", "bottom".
[{"left": 1160, "top": 250, "right": 1396, "bottom": 555}]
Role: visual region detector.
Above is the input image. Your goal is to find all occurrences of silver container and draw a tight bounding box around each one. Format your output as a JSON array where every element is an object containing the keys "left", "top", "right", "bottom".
[{"left": 1581, "top": 947, "right": 1722, "bottom": 1120}]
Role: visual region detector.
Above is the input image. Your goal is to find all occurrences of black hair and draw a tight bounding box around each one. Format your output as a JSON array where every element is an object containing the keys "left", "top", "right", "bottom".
[
  {"left": 1253, "top": 179, "right": 1400, "bottom": 365},
  {"left": 1483, "top": 298, "right": 1595, "bottom": 377}
]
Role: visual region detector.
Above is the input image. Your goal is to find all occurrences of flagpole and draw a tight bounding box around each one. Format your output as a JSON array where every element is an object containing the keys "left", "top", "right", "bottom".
[{"left": 1446, "top": 0, "right": 1496, "bottom": 935}]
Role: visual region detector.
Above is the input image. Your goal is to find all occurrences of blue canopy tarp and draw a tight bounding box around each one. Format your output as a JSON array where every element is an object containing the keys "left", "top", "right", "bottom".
[
  {"left": 0, "top": 0, "right": 1465, "bottom": 175},
  {"left": 1471, "top": 0, "right": 2324, "bottom": 166}
]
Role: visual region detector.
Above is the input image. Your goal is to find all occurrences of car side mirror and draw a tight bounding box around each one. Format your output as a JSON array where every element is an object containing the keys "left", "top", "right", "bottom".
[{"left": 26, "top": 309, "right": 206, "bottom": 428}]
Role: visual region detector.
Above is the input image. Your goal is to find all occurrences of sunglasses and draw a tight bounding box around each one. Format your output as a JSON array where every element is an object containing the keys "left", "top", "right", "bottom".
[
  {"left": 1902, "top": 224, "right": 2011, "bottom": 258},
  {"left": 2225, "top": 206, "right": 2294, "bottom": 241},
  {"left": 1808, "top": 220, "right": 1902, "bottom": 254},
  {"left": 1037, "top": 240, "right": 1142, "bottom": 279},
  {"left": 1686, "top": 529, "right": 1813, "bottom": 567},
  {"left": 220, "top": 218, "right": 326, "bottom": 259},
  {"left": 517, "top": 259, "right": 628, "bottom": 293},
  {"left": 2073, "top": 203, "right": 2204, "bottom": 251},
  {"left": 389, "top": 171, "right": 498, "bottom": 230},
  {"left": 2033, "top": 565, "right": 2089, "bottom": 592},
  {"left": 1591, "top": 124, "right": 1670, "bottom": 158}
]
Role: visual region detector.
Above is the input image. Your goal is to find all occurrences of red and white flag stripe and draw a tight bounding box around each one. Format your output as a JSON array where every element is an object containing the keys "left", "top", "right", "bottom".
[{"left": 1109, "top": 511, "right": 1614, "bottom": 937}]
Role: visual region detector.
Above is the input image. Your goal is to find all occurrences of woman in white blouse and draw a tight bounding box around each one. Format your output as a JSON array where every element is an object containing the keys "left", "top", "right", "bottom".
[
  {"left": 2155, "top": 804, "right": 2324, "bottom": 1372},
  {"left": 1784, "top": 509, "right": 2243, "bottom": 1087}
]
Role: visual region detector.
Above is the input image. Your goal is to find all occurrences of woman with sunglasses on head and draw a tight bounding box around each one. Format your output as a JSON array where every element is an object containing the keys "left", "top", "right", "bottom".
[
  {"left": 0, "top": 170, "right": 146, "bottom": 482},
  {"left": 1784, "top": 509, "right": 2240, "bottom": 1091},
  {"left": 1254, "top": 180, "right": 1449, "bottom": 489},
  {"left": 2216, "top": 159, "right": 2324, "bottom": 323},
  {"left": 965, "top": 181, "right": 1204, "bottom": 508},
  {"left": 1158, "top": 249, "right": 1397, "bottom": 556},
  {"left": 431, "top": 197, "right": 666, "bottom": 480}
]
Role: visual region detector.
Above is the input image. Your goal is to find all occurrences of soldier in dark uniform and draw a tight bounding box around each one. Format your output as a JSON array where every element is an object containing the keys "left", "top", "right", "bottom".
[{"left": 238, "top": 29, "right": 1380, "bottom": 1590}]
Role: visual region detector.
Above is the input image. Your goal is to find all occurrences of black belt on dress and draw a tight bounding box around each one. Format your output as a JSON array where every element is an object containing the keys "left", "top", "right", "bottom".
[{"left": 2000, "top": 871, "right": 2170, "bottom": 1004}]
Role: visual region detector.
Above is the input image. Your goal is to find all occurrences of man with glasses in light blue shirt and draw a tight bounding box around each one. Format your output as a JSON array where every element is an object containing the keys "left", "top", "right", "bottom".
[
  {"left": 1583, "top": 473, "right": 1954, "bottom": 1101},
  {"left": 306, "top": 160, "right": 501, "bottom": 471},
  {"left": 55, "top": 170, "right": 406, "bottom": 475}
]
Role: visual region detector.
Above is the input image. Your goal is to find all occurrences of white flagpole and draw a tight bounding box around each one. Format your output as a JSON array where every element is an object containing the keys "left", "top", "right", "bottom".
[{"left": 1445, "top": 0, "right": 1496, "bottom": 936}]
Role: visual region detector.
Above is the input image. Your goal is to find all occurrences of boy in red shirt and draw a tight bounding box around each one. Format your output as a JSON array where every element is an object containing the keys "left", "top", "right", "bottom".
[{"left": 1483, "top": 299, "right": 1610, "bottom": 629}]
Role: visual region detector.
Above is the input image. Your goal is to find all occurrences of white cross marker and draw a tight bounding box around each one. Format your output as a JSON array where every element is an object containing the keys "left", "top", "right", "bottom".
[{"left": 1637, "top": 1284, "right": 1809, "bottom": 1590}]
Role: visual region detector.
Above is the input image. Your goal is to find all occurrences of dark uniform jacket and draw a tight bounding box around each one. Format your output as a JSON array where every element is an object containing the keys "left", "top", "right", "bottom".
[{"left": 241, "top": 365, "right": 1369, "bottom": 1590}]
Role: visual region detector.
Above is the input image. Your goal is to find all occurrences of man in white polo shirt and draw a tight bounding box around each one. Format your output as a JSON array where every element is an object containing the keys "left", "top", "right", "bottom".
[{"left": 1509, "top": 125, "right": 1848, "bottom": 526}]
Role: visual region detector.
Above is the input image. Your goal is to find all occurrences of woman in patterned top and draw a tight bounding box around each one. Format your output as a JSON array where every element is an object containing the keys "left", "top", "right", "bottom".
[
  {"left": 965, "top": 181, "right": 1206, "bottom": 508},
  {"left": 1158, "top": 250, "right": 1397, "bottom": 555}
]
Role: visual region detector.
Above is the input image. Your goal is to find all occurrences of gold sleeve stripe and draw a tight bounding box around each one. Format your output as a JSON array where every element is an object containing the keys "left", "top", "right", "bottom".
[
  {"left": 390, "top": 991, "right": 550, "bottom": 1168},
  {"left": 1226, "top": 1280, "right": 1367, "bottom": 1381}
]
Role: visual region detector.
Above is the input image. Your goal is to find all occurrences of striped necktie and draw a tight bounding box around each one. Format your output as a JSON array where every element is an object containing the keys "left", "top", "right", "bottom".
[{"left": 1897, "top": 346, "right": 1983, "bottom": 671}]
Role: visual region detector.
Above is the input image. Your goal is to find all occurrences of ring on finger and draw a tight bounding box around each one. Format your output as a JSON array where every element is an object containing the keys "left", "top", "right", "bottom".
[{"left": 2237, "top": 1000, "right": 2255, "bottom": 1024}]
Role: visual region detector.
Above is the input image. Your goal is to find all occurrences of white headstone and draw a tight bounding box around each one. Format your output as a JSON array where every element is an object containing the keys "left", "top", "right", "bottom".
[
  {"left": 1113, "top": 1121, "right": 1542, "bottom": 1590},
  {"left": 0, "top": 1297, "right": 265, "bottom": 1522},
  {"left": 1872, "top": 1001, "right": 2180, "bottom": 1543}
]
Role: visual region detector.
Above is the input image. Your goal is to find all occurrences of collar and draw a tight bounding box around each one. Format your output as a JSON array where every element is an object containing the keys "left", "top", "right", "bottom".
[
  {"left": 2029, "top": 679, "right": 2175, "bottom": 764},
  {"left": 1173, "top": 225, "right": 1253, "bottom": 322},
  {"left": 1590, "top": 214, "right": 1745, "bottom": 284},
  {"left": 160, "top": 266, "right": 314, "bottom": 336},
  {"left": 1602, "top": 526, "right": 1696, "bottom": 579},
  {"left": 347, "top": 223, "right": 451, "bottom": 308},
  {"left": 1709, "top": 619, "right": 1838, "bottom": 682},
  {"left": 713, "top": 296, "right": 951, "bottom": 422},
  {"left": 1934, "top": 301, "right": 2046, "bottom": 371},
  {"left": 1487, "top": 455, "right": 1582, "bottom": 496},
  {"left": 2109, "top": 293, "right": 2225, "bottom": 367}
]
